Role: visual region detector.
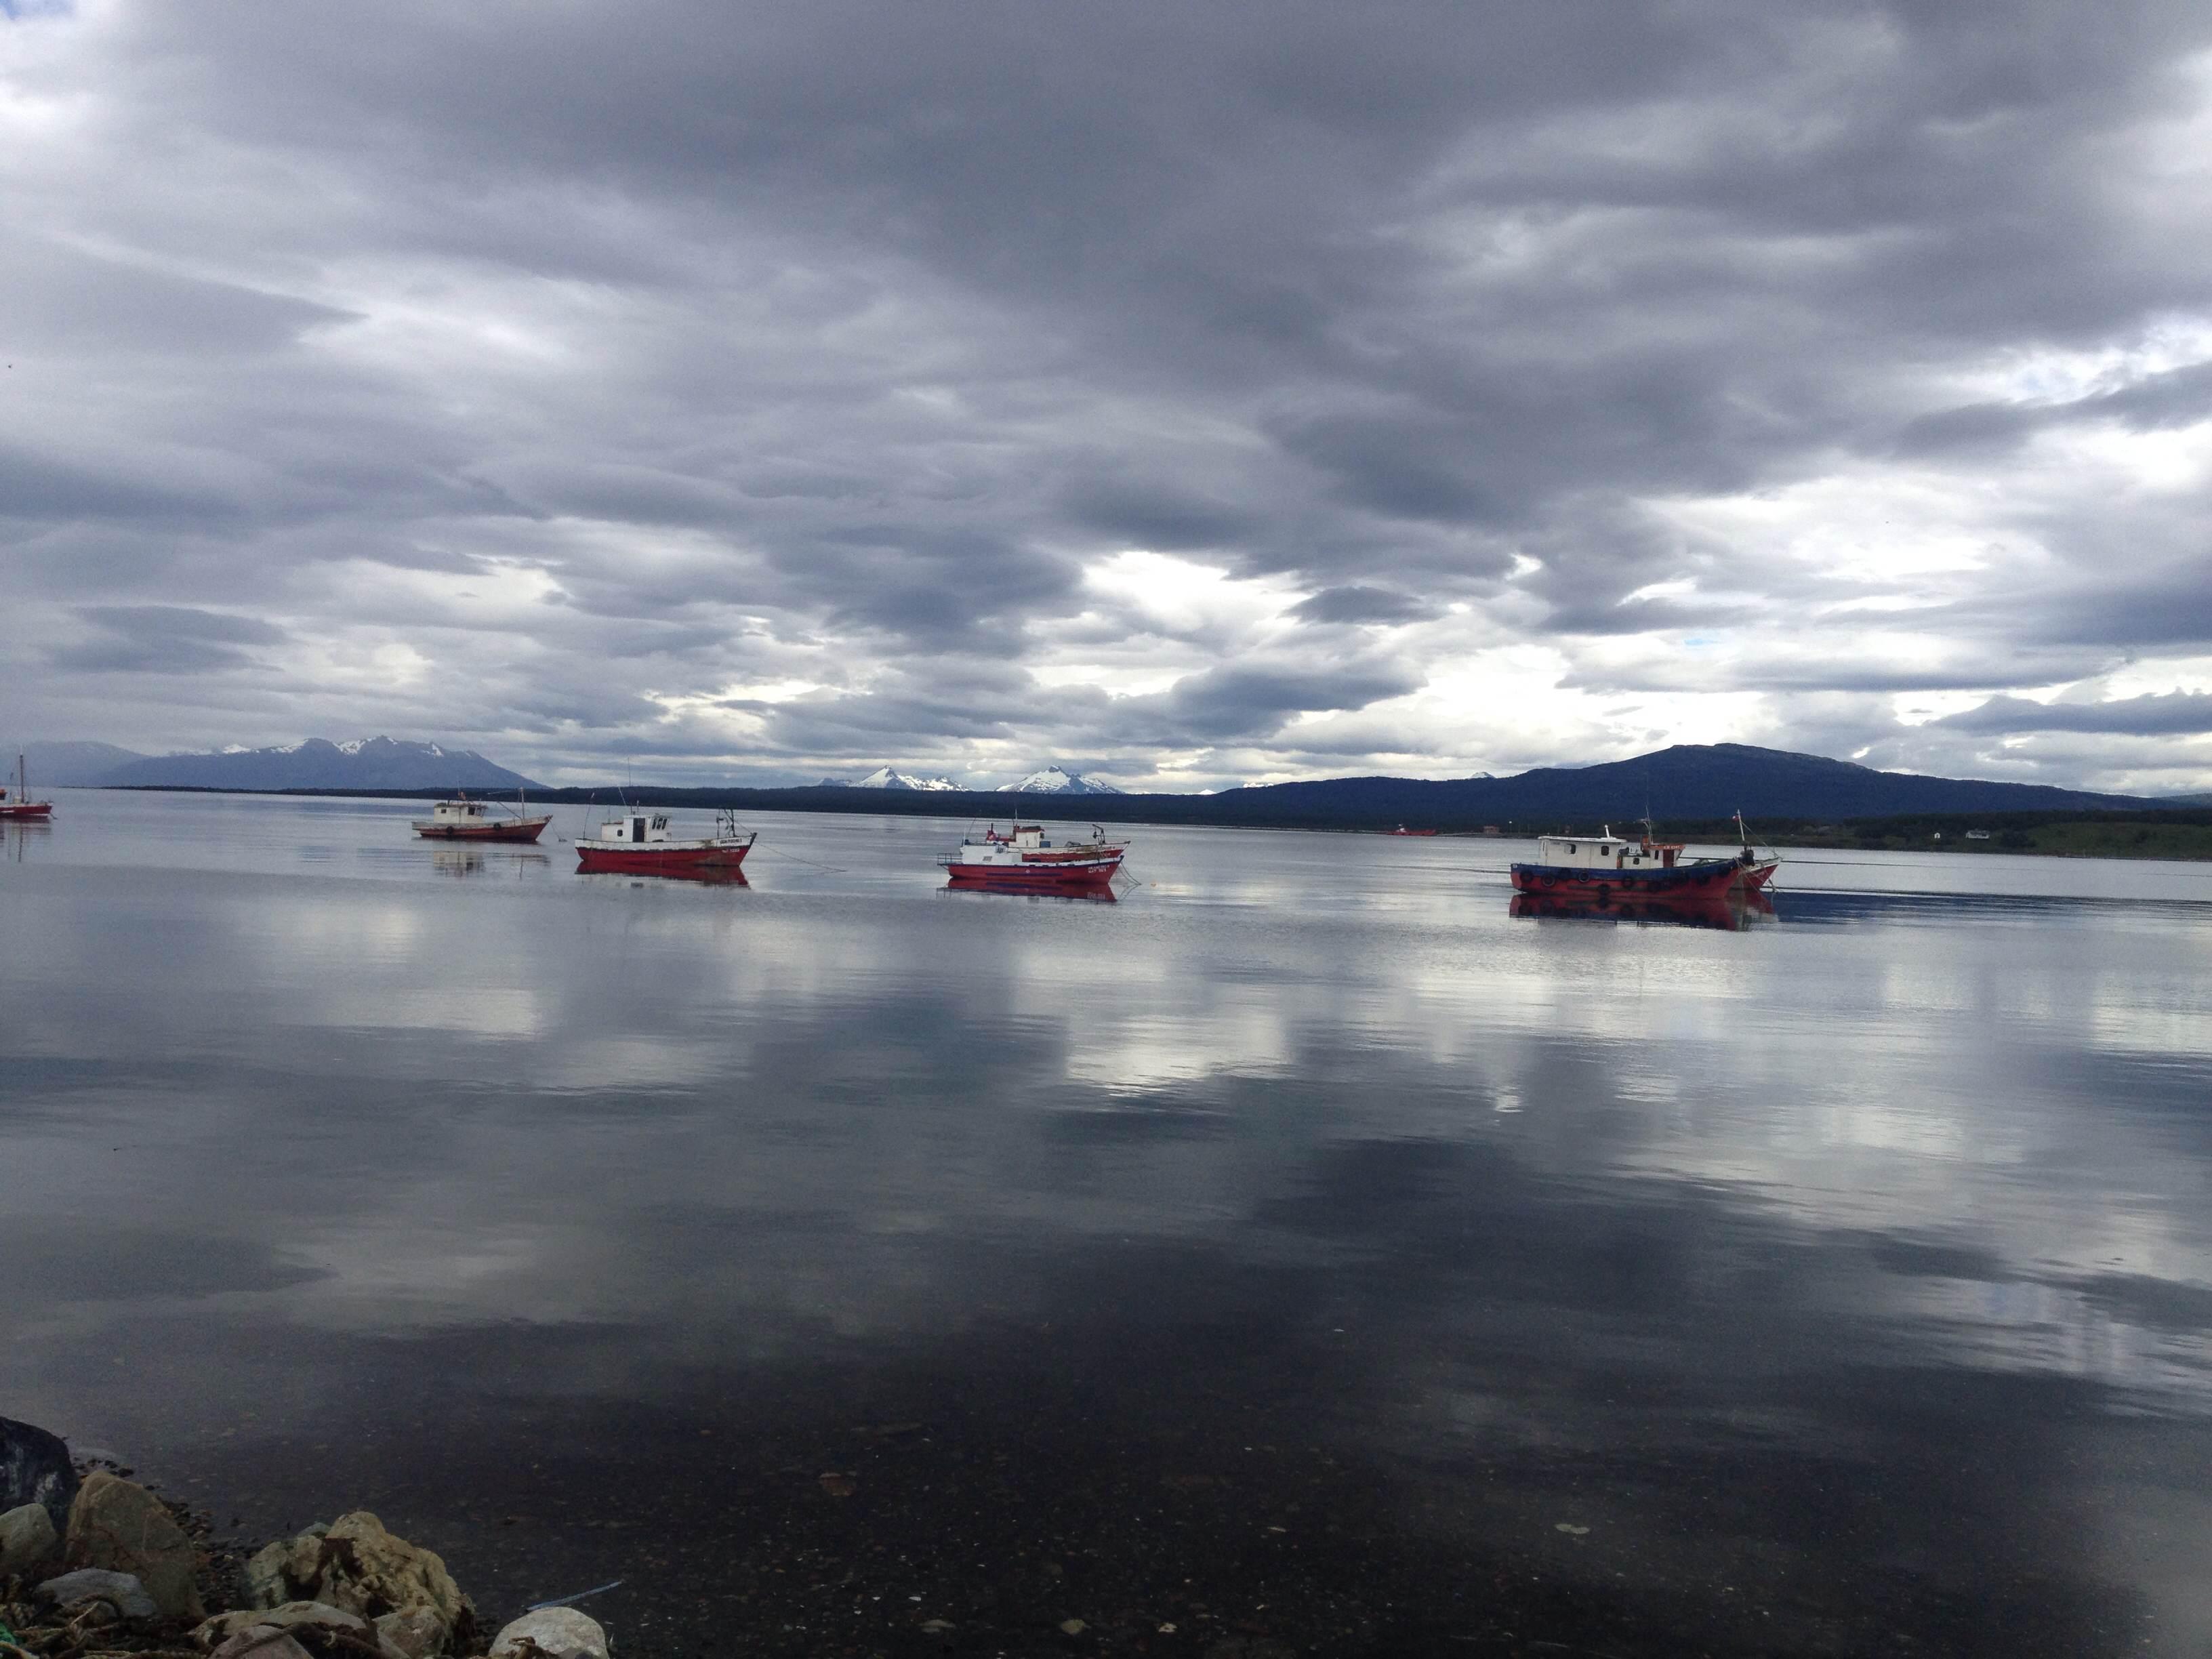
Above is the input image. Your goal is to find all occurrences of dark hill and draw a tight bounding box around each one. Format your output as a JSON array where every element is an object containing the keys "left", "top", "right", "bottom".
[{"left": 504, "top": 743, "right": 2146, "bottom": 832}]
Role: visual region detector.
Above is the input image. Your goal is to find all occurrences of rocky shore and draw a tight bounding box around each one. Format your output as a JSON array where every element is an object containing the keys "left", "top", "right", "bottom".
[{"left": 2, "top": 1417, "right": 609, "bottom": 1659}]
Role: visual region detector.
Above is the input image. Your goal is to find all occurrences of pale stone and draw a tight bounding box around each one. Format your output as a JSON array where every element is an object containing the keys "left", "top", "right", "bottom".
[
  {"left": 246, "top": 1510, "right": 472, "bottom": 1651},
  {"left": 210, "top": 1631, "right": 315, "bottom": 1659},
  {"left": 62, "top": 1471, "right": 203, "bottom": 1620},
  {"left": 37, "top": 1565, "right": 160, "bottom": 1620},
  {"left": 1, "top": 1500, "right": 60, "bottom": 1575},
  {"left": 197, "top": 1599, "right": 376, "bottom": 1643},
  {"left": 377, "top": 1605, "right": 450, "bottom": 1658},
  {"left": 489, "top": 1606, "right": 612, "bottom": 1659}
]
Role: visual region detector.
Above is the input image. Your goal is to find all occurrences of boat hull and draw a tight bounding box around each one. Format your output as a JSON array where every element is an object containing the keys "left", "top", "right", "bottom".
[
  {"left": 1511, "top": 891, "right": 1765, "bottom": 930},
  {"left": 576, "top": 841, "right": 753, "bottom": 874},
  {"left": 0, "top": 802, "right": 54, "bottom": 820},
  {"left": 1736, "top": 859, "right": 1779, "bottom": 890},
  {"left": 413, "top": 817, "right": 550, "bottom": 842},
  {"left": 1509, "top": 859, "right": 1740, "bottom": 900},
  {"left": 943, "top": 853, "right": 1122, "bottom": 890}
]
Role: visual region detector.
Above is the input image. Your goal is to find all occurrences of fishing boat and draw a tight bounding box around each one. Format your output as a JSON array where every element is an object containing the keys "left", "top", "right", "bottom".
[
  {"left": 1388, "top": 825, "right": 1439, "bottom": 836},
  {"left": 940, "top": 822, "right": 1125, "bottom": 890},
  {"left": 411, "top": 791, "right": 550, "bottom": 843},
  {"left": 1732, "top": 811, "right": 1780, "bottom": 890},
  {"left": 1509, "top": 821, "right": 1742, "bottom": 901},
  {"left": 1, "top": 755, "right": 53, "bottom": 821},
  {"left": 576, "top": 806, "right": 756, "bottom": 875}
]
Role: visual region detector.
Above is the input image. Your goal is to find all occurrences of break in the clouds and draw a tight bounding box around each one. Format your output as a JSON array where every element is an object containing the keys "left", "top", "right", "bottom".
[{"left": 3, "top": 1, "right": 2211, "bottom": 792}]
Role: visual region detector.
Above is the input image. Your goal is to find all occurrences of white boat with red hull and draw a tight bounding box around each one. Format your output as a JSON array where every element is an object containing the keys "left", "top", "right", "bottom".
[
  {"left": 576, "top": 806, "right": 756, "bottom": 875},
  {"left": 1, "top": 755, "right": 54, "bottom": 821},
  {"left": 940, "top": 823, "right": 1125, "bottom": 890},
  {"left": 411, "top": 792, "right": 550, "bottom": 843}
]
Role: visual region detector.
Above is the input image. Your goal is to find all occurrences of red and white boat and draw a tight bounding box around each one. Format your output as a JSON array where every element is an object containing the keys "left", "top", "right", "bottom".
[
  {"left": 1511, "top": 823, "right": 1742, "bottom": 901},
  {"left": 1388, "top": 824, "right": 1439, "bottom": 836},
  {"left": 1, "top": 754, "right": 53, "bottom": 821},
  {"left": 941, "top": 822, "right": 1125, "bottom": 891},
  {"left": 576, "top": 806, "right": 756, "bottom": 875},
  {"left": 412, "top": 791, "right": 550, "bottom": 842}
]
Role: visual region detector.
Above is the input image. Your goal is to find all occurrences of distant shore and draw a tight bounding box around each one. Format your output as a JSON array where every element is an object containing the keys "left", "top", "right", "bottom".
[{"left": 69, "top": 783, "right": 2212, "bottom": 861}]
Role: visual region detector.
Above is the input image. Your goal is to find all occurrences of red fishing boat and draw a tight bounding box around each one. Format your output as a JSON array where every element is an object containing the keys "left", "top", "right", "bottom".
[
  {"left": 1, "top": 755, "right": 53, "bottom": 821},
  {"left": 1388, "top": 825, "right": 1439, "bottom": 836},
  {"left": 411, "top": 792, "right": 550, "bottom": 843},
  {"left": 1510, "top": 823, "right": 1742, "bottom": 901},
  {"left": 940, "top": 822, "right": 1125, "bottom": 890},
  {"left": 576, "top": 806, "right": 756, "bottom": 875}
]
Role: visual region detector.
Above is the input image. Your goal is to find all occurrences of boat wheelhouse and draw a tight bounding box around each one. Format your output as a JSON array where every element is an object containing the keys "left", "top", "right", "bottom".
[
  {"left": 939, "top": 823, "right": 1125, "bottom": 890},
  {"left": 411, "top": 792, "right": 551, "bottom": 843},
  {"left": 575, "top": 807, "right": 756, "bottom": 875}
]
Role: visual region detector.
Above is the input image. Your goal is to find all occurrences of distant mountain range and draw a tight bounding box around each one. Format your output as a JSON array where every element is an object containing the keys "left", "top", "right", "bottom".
[
  {"left": 16, "top": 737, "right": 539, "bottom": 792},
  {"left": 817, "top": 763, "right": 1124, "bottom": 794},
  {"left": 820, "top": 766, "right": 961, "bottom": 791},
  {"left": 998, "top": 766, "right": 1124, "bottom": 795}
]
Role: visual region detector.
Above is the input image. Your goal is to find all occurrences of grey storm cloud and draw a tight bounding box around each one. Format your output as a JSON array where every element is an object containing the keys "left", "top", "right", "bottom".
[
  {"left": 1938, "top": 691, "right": 2212, "bottom": 737},
  {"left": 3, "top": 0, "right": 2212, "bottom": 790}
]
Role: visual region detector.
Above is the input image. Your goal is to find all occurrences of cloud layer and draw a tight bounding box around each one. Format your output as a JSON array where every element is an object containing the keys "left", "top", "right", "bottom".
[{"left": 4, "top": 0, "right": 2211, "bottom": 790}]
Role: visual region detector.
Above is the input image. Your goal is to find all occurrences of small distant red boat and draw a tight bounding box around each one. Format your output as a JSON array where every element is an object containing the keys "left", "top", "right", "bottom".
[
  {"left": 1, "top": 754, "right": 53, "bottom": 821},
  {"left": 1388, "top": 825, "right": 1438, "bottom": 836},
  {"left": 412, "top": 792, "right": 550, "bottom": 843},
  {"left": 941, "top": 823, "right": 1125, "bottom": 890},
  {"left": 1511, "top": 822, "right": 1742, "bottom": 901},
  {"left": 576, "top": 806, "right": 756, "bottom": 875}
]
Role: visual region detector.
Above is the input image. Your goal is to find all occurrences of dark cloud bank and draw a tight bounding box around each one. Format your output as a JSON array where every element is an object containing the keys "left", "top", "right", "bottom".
[{"left": 3, "top": 1, "right": 2211, "bottom": 790}]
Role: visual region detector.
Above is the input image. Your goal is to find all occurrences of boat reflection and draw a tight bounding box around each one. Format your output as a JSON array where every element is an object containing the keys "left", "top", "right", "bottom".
[
  {"left": 943, "top": 879, "right": 1118, "bottom": 904},
  {"left": 583, "top": 867, "right": 752, "bottom": 888},
  {"left": 1511, "top": 888, "right": 1776, "bottom": 930},
  {"left": 430, "top": 846, "right": 550, "bottom": 878}
]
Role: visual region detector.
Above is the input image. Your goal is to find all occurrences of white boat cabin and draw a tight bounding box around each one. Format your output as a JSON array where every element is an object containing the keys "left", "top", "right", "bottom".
[
  {"left": 1534, "top": 827, "right": 1682, "bottom": 872},
  {"left": 423, "top": 798, "right": 494, "bottom": 827},
  {"left": 598, "top": 812, "right": 674, "bottom": 844}
]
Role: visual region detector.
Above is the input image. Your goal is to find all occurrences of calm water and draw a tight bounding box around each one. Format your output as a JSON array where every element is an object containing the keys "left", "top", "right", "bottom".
[{"left": 7, "top": 792, "right": 2212, "bottom": 1656}]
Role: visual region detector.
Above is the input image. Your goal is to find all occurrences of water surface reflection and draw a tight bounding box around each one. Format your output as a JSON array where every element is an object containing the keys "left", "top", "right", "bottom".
[{"left": 4, "top": 794, "right": 2212, "bottom": 1654}]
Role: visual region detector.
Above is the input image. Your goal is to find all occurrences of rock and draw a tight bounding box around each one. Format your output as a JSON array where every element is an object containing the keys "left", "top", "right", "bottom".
[
  {"left": 62, "top": 1469, "right": 203, "bottom": 1620},
  {"left": 197, "top": 1599, "right": 378, "bottom": 1643},
  {"left": 211, "top": 1631, "right": 315, "bottom": 1659},
  {"left": 378, "top": 1605, "right": 450, "bottom": 1658},
  {"left": 0, "top": 1416, "right": 79, "bottom": 1531},
  {"left": 489, "top": 1606, "right": 611, "bottom": 1658},
  {"left": 247, "top": 1511, "right": 474, "bottom": 1652},
  {"left": 1, "top": 1500, "right": 60, "bottom": 1575},
  {"left": 37, "top": 1565, "right": 161, "bottom": 1620}
]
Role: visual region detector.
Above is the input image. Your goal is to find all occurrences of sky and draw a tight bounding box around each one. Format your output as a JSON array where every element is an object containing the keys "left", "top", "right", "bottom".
[{"left": 3, "top": 1, "right": 2211, "bottom": 793}]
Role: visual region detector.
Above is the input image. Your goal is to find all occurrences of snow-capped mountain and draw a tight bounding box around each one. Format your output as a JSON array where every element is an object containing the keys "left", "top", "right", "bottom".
[
  {"left": 998, "top": 766, "right": 1124, "bottom": 796},
  {"left": 96, "top": 737, "right": 539, "bottom": 792},
  {"left": 825, "top": 766, "right": 960, "bottom": 791}
]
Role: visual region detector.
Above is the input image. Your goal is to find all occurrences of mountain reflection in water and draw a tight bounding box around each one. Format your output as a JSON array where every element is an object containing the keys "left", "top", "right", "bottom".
[{"left": 3, "top": 793, "right": 2212, "bottom": 1656}]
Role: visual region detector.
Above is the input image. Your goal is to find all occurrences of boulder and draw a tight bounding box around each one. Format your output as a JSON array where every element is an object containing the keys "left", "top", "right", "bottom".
[
  {"left": 489, "top": 1607, "right": 611, "bottom": 1659},
  {"left": 377, "top": 1606, "right": 450, "bottom": 1658},
  {"left": 0, "top": 1416, "right": 78, "bottom": 1531},
  {"left": 247, "top": 1511, "right": 474, "bottom": 1652},
  {"left": 37, "top": 1565, "right": 161, "bottom": 1620},
  {"left": 1, "top": 1500, "right": 60, "bottom": 1575},
  {"left": 63, "top": 1469, "right": 203, "bottom": 1620},
  {"left": 197, "top": 1599, "right": 377, "bottom": 1643},
  {"left": 210, "top": 1632, "right": 315, "bottom": 1659}
]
